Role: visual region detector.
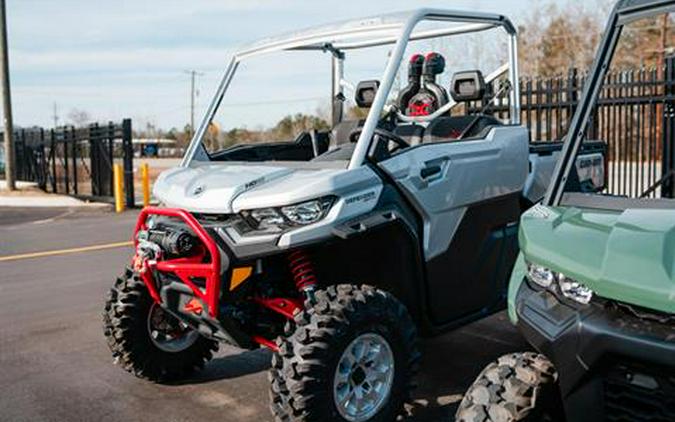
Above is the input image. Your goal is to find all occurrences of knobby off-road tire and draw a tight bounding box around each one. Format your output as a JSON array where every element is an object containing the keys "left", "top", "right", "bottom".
[
  {"left": 456, "top": 352, "right": 562, "bottom": 422},
  {"left": 102, "top": 267, "right": 218, "bottom": 382},
  {"left": 269, "top": 284, "right": 420, "bottom": 422}
]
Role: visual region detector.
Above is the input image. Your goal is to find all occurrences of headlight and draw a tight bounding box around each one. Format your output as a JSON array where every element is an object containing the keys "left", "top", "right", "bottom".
[
  {"left": 527, "top": 263, "right": 555, "bottom": 288},
  {"left": 281, "top": 197, "right": 334, "bottom": 225},
  {"left": 250, "top": 208, "right": 285, "bottom": 228},
  {"left": 242, "top": 196, "right": 335, "bottom": 233},
  {"left": 526, "top": 261, "right": 594, "bottom": 305},
  {"left": 558, "top": 274, "right": 594, "bottom": 305}
]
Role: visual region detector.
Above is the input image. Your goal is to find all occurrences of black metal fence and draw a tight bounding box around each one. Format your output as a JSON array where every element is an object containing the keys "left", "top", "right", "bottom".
[
  {"left": 12, "top": 119, "right": 134, "bottom": 206},
  {"left": 510, "top": 58, "right": 675, "bottom": 199}
]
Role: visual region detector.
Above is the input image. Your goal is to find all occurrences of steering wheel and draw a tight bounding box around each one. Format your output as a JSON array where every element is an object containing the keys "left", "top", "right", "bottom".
[{"left": 349, "top": 127, "right": 409, "bottom": 153}]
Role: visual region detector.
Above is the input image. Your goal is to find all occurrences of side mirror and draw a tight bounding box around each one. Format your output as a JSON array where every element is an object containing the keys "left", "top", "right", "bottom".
[
  {"left": 355, "top": 80, "right": 380, "bottom": 108},
  {"left": 450, "top": 70, "right": 486, "bottom": 102}
]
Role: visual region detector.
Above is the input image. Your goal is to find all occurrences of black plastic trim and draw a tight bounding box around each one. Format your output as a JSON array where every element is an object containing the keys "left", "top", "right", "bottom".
[{"left": 515, "top": 280, "right": 675, "bottom": 421}]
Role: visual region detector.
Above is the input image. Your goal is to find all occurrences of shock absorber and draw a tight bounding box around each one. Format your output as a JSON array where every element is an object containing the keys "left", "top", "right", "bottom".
[{"left": 288, "top": 250, "right": 317, "bottom": 300}]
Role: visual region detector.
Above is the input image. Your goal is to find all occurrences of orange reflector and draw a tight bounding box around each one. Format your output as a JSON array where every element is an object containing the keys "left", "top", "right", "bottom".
[
  {"left": 230, "top": 266, "right": 253, "bottom": 291},
  {"left": 184, "top": 298, "right": 203, "bottom": 315}
]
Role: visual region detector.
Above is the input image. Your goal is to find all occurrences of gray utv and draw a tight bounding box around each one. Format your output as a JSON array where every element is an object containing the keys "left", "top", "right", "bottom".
[{"left": 103, "top": 9, "right": 606, "bottom": 422}]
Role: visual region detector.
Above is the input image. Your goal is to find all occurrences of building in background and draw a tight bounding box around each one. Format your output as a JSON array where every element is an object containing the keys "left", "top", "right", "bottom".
[{"left": 131, "top": 138, "right": 180, "bottom": 158}]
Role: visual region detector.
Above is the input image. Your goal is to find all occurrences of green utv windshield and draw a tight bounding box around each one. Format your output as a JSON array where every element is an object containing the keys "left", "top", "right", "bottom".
[{"left": 547, "top": 11, "right": 675, "bottom": 211}]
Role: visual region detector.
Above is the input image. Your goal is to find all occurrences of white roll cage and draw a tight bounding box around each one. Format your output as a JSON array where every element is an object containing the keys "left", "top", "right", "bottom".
[{"left": 182, "top": 9, "right": 520, "bottom": 170}]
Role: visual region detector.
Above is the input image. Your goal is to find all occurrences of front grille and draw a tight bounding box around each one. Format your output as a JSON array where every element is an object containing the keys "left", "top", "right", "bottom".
[
  {"left": 604, "top": 361, "right": 675, "bottom": 421},
  {"left": 612, "top": 301, "right": 675, "bottom": 325},
  {"left": 192, "top": 213, "right": 236, "bottom": 225}
]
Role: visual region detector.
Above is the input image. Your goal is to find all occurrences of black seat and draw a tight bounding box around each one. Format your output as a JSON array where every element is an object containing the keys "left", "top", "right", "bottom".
[
  {"left": 393, "top": 124, "right": 425, "bottom": 146},
  {"left": 328, "top": 80, "right": 379, "bottom": 149},
  {"left": 422, "top": 115, "right": 502, "bottom": 143},
  {"left": 329, "top": 119, "right": 365, "bottom": 149},
  {"left": 421, "top": 69, "right": 502, "bottom": 143}
]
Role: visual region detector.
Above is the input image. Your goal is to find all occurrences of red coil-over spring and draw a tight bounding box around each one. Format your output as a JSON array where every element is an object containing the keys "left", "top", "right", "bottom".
[{"left": 288, "top": 250, "right": 317, "bottom": 292}]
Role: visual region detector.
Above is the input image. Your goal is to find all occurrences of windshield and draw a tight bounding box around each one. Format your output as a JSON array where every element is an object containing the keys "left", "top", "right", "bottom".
[
  {"left": 557, "top": 11, "right": 675, "bottom": 209},
  {"left": 201, "top": 50, "right": 333, "bottom": 158},
  {"left": 185, "top": 12, "right": 517, "bottom": 168}
]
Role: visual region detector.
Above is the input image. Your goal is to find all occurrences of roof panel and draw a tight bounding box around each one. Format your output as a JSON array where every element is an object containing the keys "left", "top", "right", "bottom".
[{"left": 235, "top": 8, "right": 511, "bottom": 60}]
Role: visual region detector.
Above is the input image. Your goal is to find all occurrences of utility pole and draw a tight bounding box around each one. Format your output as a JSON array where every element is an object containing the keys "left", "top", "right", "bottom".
[
  {"left": 0, "top": 0, "right": 14, "bottom": 191},
  {"left": 184, "top": 70, "right": 203, "bottom": 138},
  {"left": 52, "top": 102, "right": 59, "bottom": 127}
]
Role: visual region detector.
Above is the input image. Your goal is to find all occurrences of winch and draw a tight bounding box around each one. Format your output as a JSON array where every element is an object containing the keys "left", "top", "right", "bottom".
[{"left": 137, "top": 225, "right": 198, "bottom": 257}]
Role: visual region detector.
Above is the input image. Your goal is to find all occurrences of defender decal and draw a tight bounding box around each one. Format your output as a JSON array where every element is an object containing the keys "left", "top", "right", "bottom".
[{"left": 345, "top": 191, "right": 377, "bottom": 205}]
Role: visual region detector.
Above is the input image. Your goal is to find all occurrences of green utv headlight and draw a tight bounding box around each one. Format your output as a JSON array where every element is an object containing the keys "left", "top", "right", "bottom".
[
  {"left": 526, "top": 261, "right": 594, "bottom": 305},
  {"left": 242, "top": 196, "right": 336, "bottom": 233},
  {"left": 527, "top": 263, "right": 555, "bottom": 288},
  {"left": 558, "top": 274, "right": 594, "bottom": 305}
]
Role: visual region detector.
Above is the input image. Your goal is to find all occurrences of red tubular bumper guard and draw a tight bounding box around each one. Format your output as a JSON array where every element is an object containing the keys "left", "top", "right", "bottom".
[{"left": 134, "top": 207, "right": 222, "bottom": 318}]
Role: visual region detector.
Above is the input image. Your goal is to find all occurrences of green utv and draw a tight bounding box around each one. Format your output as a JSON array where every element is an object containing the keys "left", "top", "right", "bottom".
[{"left": 457, "top": 1, "right": 675, "bottom": 421}]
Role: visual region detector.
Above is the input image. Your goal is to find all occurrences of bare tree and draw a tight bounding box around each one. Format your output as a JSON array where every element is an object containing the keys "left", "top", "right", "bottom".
[
  {"left": 518, "top": 1, "right": 609, "bottom": 77},
  {"left": 67, "top": 109, "right": 91, "bottom": 127}
]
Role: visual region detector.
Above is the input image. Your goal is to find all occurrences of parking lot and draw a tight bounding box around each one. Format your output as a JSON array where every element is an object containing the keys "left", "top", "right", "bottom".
[{"left": 0, "top": 207, "right": 528, "bottom": 422}]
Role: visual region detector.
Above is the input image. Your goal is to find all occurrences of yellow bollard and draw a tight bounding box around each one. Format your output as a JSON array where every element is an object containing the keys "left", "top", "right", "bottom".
[
  {"left": 113, "top": 163, "right": 125, "bottom": 213},
  {"left": 141, "top": 162, "right": 151, "bottom": 207}
]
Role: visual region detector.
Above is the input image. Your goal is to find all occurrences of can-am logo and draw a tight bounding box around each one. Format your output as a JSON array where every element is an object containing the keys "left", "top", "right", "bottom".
[
  {"left": 192, "top": 185, "right": 205, "bottom": 196},
  {"left": 346, "top": 191, "right": 376, "bottom": 205}
]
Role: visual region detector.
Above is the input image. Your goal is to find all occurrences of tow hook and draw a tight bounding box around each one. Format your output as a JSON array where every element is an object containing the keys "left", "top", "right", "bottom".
[{"left": 133, "top": 239, "right": 162, "bottom": 273}]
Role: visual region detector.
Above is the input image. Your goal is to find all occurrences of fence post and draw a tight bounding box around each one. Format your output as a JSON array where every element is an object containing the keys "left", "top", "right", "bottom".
[
  {"left": 39, "top": 128, "right": 46, "bottom": 189},
  {"left": 72, "top": 126, "right": 78, "bottom": 195},
  {"left": 108, "top": 122, "right": 114, "bottom": 197},
  {"left": 567, "top": 68, "right": 579, "bottom": 136},
  {"left": 122, "top": 118, "right": 134, "bottom": 208},
  {"left": 16, "top": 129, "right": 24, "bottom": 180},
  {"left": 662, "top": 56, "right": 675, "bottom": 198},
  {"left": 50, "top": 129, "right": 56, "bottom": 193},
  {"left": 63, "top": 128, "right": 70, "bottom": 194},
  {"left": 89, "top": 123, "right": 97, "bottom": 196}
]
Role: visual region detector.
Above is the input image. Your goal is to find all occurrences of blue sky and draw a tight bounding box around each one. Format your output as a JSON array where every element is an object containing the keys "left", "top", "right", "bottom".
[{"left": 7, "top": 0, "right": 583, "bottom": 130}]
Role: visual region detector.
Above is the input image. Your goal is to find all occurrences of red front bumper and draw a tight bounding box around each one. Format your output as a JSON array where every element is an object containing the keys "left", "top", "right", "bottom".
[{"left": 133, "top": 207, "right": 222, "bottom": 318}]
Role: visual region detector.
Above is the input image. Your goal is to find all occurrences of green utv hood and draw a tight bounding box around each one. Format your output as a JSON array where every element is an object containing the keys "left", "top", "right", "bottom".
[{"left": 518, "top": 204, "right": 675, "bottom": 314}]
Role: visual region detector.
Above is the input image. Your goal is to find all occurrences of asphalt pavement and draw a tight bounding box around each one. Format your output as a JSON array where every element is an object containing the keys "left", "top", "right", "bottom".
[{"left": 0, "top": 207, "right": 529, "bottom": 422}]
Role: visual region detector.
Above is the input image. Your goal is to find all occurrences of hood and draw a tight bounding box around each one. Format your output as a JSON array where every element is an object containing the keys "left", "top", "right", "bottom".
[
  {"left": 152, "top": 163, "right": 372, "bottom": 214},
  {"left": 520, "top": 205, "right": 675, "bottom": 314},
  {"left": 153, "top": 164, "right": 293, "bottom": 213}
]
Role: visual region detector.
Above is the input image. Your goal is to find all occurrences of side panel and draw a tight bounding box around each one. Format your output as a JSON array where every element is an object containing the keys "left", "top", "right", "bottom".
[
  {"left": 379, "top": 126, "right": 528, "bottom": 259},
  {"left": 424, "top": 193, "right": 521, "bottom": 322},
  {"left": 379, "top": 126, "right": 528, "bottom": 323}
]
